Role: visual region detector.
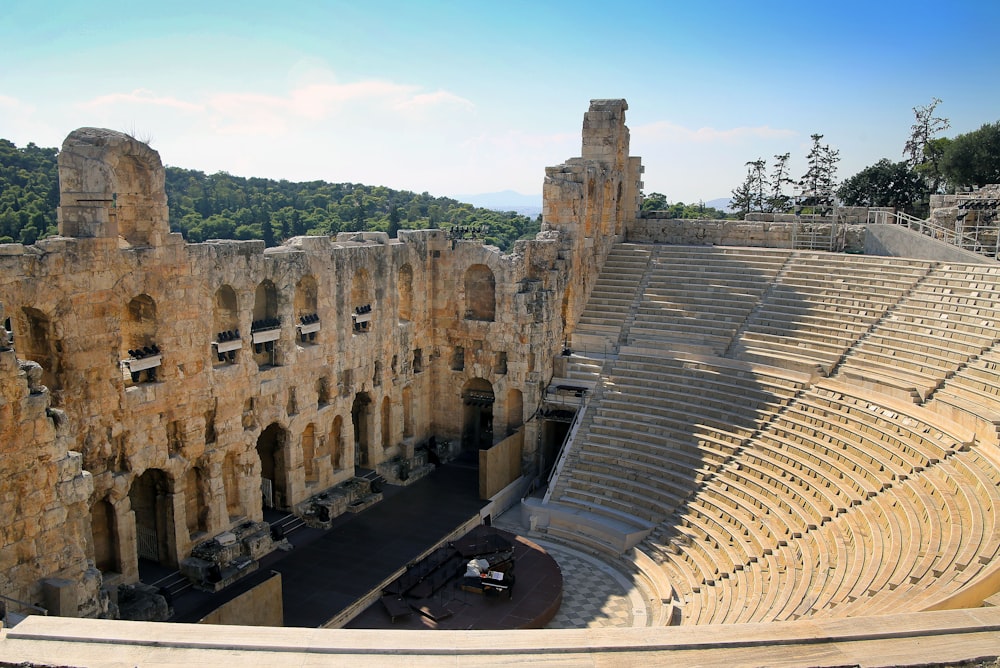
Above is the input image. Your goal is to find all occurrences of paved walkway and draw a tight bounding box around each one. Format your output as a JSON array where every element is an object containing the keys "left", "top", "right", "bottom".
[{"left": 492, "top": 510, "right": 650, "bottom": 628}]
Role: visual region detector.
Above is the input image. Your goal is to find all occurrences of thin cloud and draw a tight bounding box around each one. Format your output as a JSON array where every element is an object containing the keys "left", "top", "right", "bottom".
[
  {"left": 634, "top": 120, "right": 796, "bottom": 143},
  {"left": 77, "top": 88, "right": 204, "bottom": 113},
  {"left": 206, "top": 80, "right": 473, "bottom": 133},
  {"left": 0, "top": 95, "right": 34, "bottom": 112},
  {"left": 393, "top": 90, "right": 474, "bottom": 113}
]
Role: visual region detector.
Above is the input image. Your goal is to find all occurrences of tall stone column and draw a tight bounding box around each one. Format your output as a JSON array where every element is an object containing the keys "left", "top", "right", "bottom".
[{"left": 113, "top": 498, "right": 139, "bottom": 584}]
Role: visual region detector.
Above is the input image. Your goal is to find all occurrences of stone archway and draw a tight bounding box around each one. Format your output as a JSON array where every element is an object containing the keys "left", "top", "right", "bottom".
[
  {"left": 256, "top": 423, "right": 288, "bottom": 510},
  {"left": 462, "top": 378, "right": 495, "bottom": 450},
  {"left": 129, "top": 468, "right": 172, "bottom": 566},
  {"left": 352, "top": 392, "right": 373, "bottom": 468}
]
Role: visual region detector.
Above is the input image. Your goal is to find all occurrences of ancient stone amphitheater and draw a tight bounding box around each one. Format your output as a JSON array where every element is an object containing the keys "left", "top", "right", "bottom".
[{"left": 1, "top": 100, "right": 998, "bottom": 666}]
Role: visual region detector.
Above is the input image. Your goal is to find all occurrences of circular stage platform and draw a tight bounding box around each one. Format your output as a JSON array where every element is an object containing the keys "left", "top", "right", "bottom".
[{"left": 345, "top": 526, "right": 563, "bottom": 630}]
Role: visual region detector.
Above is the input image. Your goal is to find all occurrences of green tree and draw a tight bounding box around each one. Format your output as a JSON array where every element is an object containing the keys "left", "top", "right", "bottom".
[
  {"left": 940, "top": 122, "right": 1000, "bottom": 189},
  {"left": 837, "top": 159, "right": 927, "bottom": 212},
  {"left": 746, "top": 158, "right": 768, "bottom": 212},
  {"left": 730, "top": 160, "right": 767, "bottom": 216},
  {"left": 640, "top": 191, "right": 669, "bottom": 211},
  {"left": 387, "top": 205, "right": 401, "bottom": 238},
  {"left": 797, "top": 134, "right": 839, "bottom": 211},
  {"left": 903, "top": 98, "right": 950, "bottom": 193},
  {"left": 767, "top": 152, "right": 793, "bottom": 213}
]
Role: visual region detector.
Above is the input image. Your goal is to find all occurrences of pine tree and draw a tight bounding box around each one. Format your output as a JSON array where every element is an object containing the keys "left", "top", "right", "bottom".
[{"left": 767, "top": 152, "right": 793, "bottom": 213}]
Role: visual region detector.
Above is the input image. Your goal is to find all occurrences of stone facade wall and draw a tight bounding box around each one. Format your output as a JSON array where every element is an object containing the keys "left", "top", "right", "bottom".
[
  {"left": 627, "top": 217, "right": 866, "bottom": 252},
  {"left": 0, "top": 101, "right": 640, "bottom": 616}
]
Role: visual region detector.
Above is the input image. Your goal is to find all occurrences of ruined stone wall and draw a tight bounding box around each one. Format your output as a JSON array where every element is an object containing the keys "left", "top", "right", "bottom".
[
  {"left": 543, "top": 99, "right": 642, "bottom": 337},
  {"left": 0, "top": 302, "right": 98, "bottom": 615},
  {"left": 0, "top": 101, "right": 639, "bottom": 617}
]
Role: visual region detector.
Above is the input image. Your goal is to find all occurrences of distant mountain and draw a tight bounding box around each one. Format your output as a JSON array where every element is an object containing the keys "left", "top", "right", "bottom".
[
  {"left": 455, "top": 190, "right": 542, "bottom": 218},
  {"left": 705, "top": 197, "right": 733, "bottom": 213}
]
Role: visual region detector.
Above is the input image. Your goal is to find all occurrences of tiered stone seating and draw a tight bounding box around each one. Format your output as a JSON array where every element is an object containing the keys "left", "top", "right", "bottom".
[
  {"left": 838, "top": 263, "right": 1000, "bottom": 400},
  {"left": 627, "top": 246, "right": 790, "bottom": 355},
  {"left": 927, "top": 347, "right": 1000, "bottom": 438},
  {"left": 548, "top": 351, "right": 809, "bottom": 545},
  {"left": 637, "top": 379, "right": 994, "bottom": 625},
  {"left": 539, "top": 243, "right": 1000, "bottom": 627},
  {"left": 731, "top": 254, "right": 933, "bottom": 373},
  {"left": 570, "top": 243, "right": 652, "bottom": 352}
]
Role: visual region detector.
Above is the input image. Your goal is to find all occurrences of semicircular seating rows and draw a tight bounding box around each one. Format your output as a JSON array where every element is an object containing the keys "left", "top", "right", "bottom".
[{"left": 545, "top": 243, "right": 1000, "bottom": 626}]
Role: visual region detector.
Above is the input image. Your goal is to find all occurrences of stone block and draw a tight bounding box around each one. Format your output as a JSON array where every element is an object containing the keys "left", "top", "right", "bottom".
[{"left": 43, "top": 577, "right": 79, "bottom": 617}]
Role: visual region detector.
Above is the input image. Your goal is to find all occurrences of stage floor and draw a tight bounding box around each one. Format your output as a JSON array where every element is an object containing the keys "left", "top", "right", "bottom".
[
  {"left": 171, "top": 461, "right": 487, "bottom": 627},
  {"left": 345, "top": 527, "right": 563, "bottom": 630}
]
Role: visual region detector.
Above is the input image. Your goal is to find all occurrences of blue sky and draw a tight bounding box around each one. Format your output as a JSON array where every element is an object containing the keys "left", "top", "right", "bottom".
[{"left": 3, "top": 0, "right": 998, "bottom": 204}]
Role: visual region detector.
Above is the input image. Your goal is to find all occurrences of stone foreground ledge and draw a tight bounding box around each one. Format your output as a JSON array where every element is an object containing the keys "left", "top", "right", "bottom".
[{"left": 2, "top": 607, "right": 999, "bottom": 667}]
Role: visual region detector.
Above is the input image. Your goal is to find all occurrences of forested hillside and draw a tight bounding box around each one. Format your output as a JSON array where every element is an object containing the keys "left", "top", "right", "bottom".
[
  {"left": 0, "top": 139, "right": 541, "bottom": 250},
  {"left": 0, "top": 140, "right": 60, "bottom": 244}
]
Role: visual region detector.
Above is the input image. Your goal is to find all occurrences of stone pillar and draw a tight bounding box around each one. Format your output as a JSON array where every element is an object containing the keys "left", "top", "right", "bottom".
[
  {"left": 114, "top": 498, "right": 139, "bottom": 584},
  {"left": 204, "top": 458, "right": 228, "bottom": 536},
  {"left": 166, "top": 491, "right": 185, "bottom": 568}
]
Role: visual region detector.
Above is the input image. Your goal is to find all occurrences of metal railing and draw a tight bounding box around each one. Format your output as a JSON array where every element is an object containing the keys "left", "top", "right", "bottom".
[
  {"left": 0, "top": 593, "right": 47, "bottom": 626},
  {"left": 868, "top": 209, "right": 995, "bottom": 257},
  {"left": 542, "top": 406, "right": 585, "bottom": 503}
]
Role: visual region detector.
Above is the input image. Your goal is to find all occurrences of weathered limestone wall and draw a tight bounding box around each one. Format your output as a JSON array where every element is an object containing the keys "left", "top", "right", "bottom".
[
  {"left": 0, "top": 303, "right": 98, "bottom": 615},
  {"left": 543, "top": 99, "right": 642, "bottom": 337},
  {"left": 627, "top": 217, "right": 866, "bottom": 252},
  {"left": 0, "top": 101, "right": 640, "bottom": 617}
]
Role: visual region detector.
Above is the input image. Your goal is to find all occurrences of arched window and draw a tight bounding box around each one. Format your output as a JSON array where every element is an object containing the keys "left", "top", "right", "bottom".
[
  {"left": 330, "top": 415, "right": 344, "bottom": 470},
  {"left": 295, "top": 275, "right": 320, "bottom": 345},
  {"left": 213, "top": 285, "right": 240, "bottom": 366},
  {"left": 351, "top": 268, "right": 373, "bottom": 334},
  {"left": 251, "top": 280, "right": 280, "bottom": 367},
  {"left": 184, "top": 467, "right": 208, "bottom": 537},
  {"left": 464, "top": 264, "right": 495, "bottom": 321},
  {"left": 302, "top": 423, "right": 317, "bottom": 484},
  {"left": 381, "top": 396, "right": 392, "bottom": 449},
  {"left": 17, "top": 306, "right": 63, "bottom": 397},
  {"left": 122, "top": 294, "right": 160, "bottom": 383},
  {"left": 398, "top": 264, "right": 413, "bottom": 322}
]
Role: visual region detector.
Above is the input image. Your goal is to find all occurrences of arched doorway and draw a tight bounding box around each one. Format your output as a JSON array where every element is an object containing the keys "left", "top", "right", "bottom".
[
  {"left": 90, "top": 497, "right": 119, "bottom": 574},
  {"left": 462, "top": 378, "right": 495, "bottom": 450},
  {"left": 352, "top": 392, "right": 373, "bottom": 468},
  {"left": 256, "top": 423, "right": 288, "bottom": 509},
  {"left": 129, "top": 469, "right": 172, "bottom": 566}
]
